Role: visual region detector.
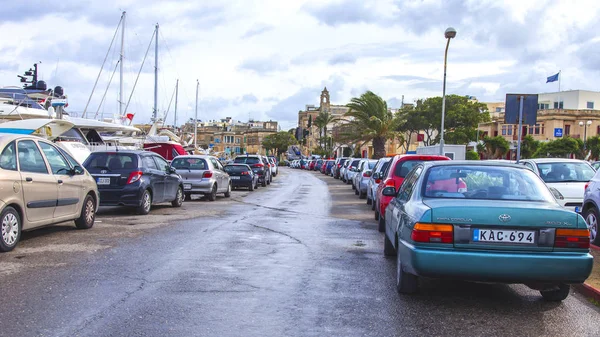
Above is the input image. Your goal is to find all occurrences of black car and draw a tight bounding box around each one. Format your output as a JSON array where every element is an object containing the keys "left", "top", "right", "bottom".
[
  {"left": 224, "top": 164, "right": 259, "bottom": 191},
  {"left": 83, "top": 150, "right": 184, "bottom": 215},
  {"left": 333, "top": 157, "right": 348, "bottom": 179},
  {"left": 233, "top": 155, "right": 271, "bottom": 187}
]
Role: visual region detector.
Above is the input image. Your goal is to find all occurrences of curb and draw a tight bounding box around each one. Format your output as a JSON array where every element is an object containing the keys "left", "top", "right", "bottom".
[{"left": 574, "top": 283, "right": 600, "bottom": 303}]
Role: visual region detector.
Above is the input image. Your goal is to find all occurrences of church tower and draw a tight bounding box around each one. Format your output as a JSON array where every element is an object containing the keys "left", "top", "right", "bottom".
[{"left": 320, "top": 87, "right": 330, "bottom": 112}]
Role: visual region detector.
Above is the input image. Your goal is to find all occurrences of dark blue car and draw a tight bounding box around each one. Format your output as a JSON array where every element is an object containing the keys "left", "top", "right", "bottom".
[{"left": 83, "top": 150, "right": 184, "bottom": 215}]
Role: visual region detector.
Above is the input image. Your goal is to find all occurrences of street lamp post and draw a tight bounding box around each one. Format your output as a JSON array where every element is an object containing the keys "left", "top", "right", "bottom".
[
  {"left": 580, "top": 120, "right": 592, "bottom": 150},
  {"left": 439, "top": 27, "right": 457, "bottom": 156}
]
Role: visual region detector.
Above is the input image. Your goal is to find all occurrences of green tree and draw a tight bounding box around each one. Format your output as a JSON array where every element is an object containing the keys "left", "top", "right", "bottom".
[
  {"left": 534, "top": 137, "right": 582, "bottom": 158},
  {"left": 585, "top": 136, "right": 600, "bottom": 161},
  {"left": 314, "top": 111, "right": 339, "bottom": 149},
  {"left": 429, "top": 95, "right": 490, "bottom": 145},
  {"left": 520, "top": 135, "right": 540, "bottom": 159},
  {"left": 395, "top": 102, "right": 428, "bottom": 151},
  {"left": 341, "top": 91, "right": 398, "bottom": 159},
  {"left": 466, "top": 150, "right": 480, "bottom": 160},
  {"left": 262, "top": 131, "right": 298, "bottom": 157},
  {"left": 477, "top": 136, "right": 510, "bottom": 159}
]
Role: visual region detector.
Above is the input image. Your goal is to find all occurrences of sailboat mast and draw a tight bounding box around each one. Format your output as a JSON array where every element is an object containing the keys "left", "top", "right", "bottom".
[
  {"left": 153, "top": 23, "right": 159, "bottom": 122},
  {"left": 174, "top": 79, "right": 179, "bottom": 127},
  {"left": 194, "top": 79, "right": 199, "bottom": 150},
  {"left": 119, "top": 11, "right": 126, "bottom": 118}
]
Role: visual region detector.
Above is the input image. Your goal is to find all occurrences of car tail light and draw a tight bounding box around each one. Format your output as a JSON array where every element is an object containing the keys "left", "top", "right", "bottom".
[
  {"left": 585, "top": 182, "right": 590, "bottom": 191},
  {"left": 254, "top": 163, "right": 264, "bottom": 168},
  {"left": 241, "top": 171, "right": 250, "bottom": 175},
  {"left": 337, "top": 164, "right": 341, "bottom": 168},
  {"left": 554, "top": 229, "right": 590, "bottom": 249},
  {"left": 127, "top": 171, "right": 143, "bottom": 184},
  {"left": 203, "top": 171, "right": 213, "bottom": 178},
  {"left": 411, "top": 223, "right": 453, "bottom": 243},
  {"left": 363, "top": 172, "right": 369, "bottom": 177},
  {"left": 384, "top": 179, "right": 395, "bottom": 187}
]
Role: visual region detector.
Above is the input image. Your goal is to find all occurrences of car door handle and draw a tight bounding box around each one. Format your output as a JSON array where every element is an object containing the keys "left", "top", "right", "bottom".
[
  {"left": 57, "top": 180, "right": 63, "bottom": 184},
  {"left": 25, "top": 177, "right": 33, "bottom": 182}
]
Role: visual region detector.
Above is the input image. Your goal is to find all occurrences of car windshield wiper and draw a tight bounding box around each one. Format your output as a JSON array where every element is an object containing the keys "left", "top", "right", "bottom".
[{"left": 546, "top": 179, "right": 588, "bottom": 183}]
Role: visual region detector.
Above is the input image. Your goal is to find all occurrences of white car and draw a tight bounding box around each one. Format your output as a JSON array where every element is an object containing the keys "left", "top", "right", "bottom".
[{"left": 518, "top": 158, "right": 595, "bottom": 212}]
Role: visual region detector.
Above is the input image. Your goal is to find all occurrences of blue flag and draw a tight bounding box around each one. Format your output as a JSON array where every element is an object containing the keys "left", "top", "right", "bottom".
[{"left": 546, "top": 72, "right": 559, "bottom": 83}]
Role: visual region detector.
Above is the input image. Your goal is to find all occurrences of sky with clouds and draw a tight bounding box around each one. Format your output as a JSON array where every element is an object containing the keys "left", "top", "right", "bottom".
[{"left": 1, "top": 0, "right": 599, "bottom": 130}]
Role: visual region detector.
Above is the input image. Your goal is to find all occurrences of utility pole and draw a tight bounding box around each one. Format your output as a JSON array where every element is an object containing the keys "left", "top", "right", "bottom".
[
  {"left": 195, "top": 80, "right": 199, "bottom": 151},
  {"left": 174, "top": 79, "right": 179, "bottom": 128},
  {"left": 119, "top": 11, "right": 125, "bottom": 118}
]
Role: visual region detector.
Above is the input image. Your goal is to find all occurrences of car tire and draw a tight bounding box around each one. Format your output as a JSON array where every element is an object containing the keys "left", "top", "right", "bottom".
[
  {"left": 75, "top": 194, "right": 96, "bottom": 229},
  {"left": 375, "top": 209, "right": 379, "bottom": 221},
  {"left": 384, "top": 233, "right": 396, "bottom": 256},
  {"left": 583, "top": 207, "right": 599, "bottom": 245},
  {"left": 371, "top": 198, "right": 376, "bottom": 211},
  {"left": 224, "top": 183, "right": 231, "bottom": 198},
  {"left": 0, "top": 206, "right": 21, "bottom": 252},
  {"left": 171, "top": 186, "right": 184, "bottom": 207},
  {"left": 352, "top": 183, "right": 356, "bottom": 190},
  {"left": 207, "top": 184, "right": 217, "bottom": 201},
  {"left": 184, "top": 193, "right": 192, "bottom": 201},
  {"left": 249, "top": 183, "right": 254, "bottom": 191},
  {"left": 540, "top": 284, "right": 570, "bottom": 302},
  {"left": 359, "top": 190, "right": 366, "bottom": 199},
  {"left": 354, "top": 188, "right": 359, "bottom": 195},
  {"left": 137, "top": 189, "right": 152, "bottom": 215},
  {"left": 378, "top": 214, "right": 385, "bottom": 233},
  {"left": 396, "top": 253, "right": 418, "bottom": 294},
  {"left": 261, "top": 178, "right": 267, "bottom": 187},
  {"left": 366, "top": 196, "right": 371, "bottom": 204}
]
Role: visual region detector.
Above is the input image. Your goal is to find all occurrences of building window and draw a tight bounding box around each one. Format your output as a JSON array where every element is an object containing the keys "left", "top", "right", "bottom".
[
  {"left": 554, "top": 101, "right": 564, "bottom": 109},
  {"left": 235, "top": 138, "right": 240, "bottom": 144},
  {"left": 534, "top": 124, "right": 541, "bottom": 135},
  {"left": 495, "top": 107, "right": 502, "bottom": 112},
  {"left": 502, "top": 125, "right": 507, "bottom": 135},
  {"left": 565, "top": 124, "right": 570, "bottom": 135},
  {"left": 215, "top": 138, "right": 220, "bottom": 143},
  {"left": 587, "top": 101, "right": 594, "bottom": 109},
  {"left": 597, "top": 125, "right": 600, "bottom": 135},
  {"left": 507, "top": 125, "right": 513, "bottom": 136},
  {"left": 235, "top": 147, "right": 240, "bottom": 154},
  {"left": 538, "top": 103, "right": 550, "bottom": 110}
]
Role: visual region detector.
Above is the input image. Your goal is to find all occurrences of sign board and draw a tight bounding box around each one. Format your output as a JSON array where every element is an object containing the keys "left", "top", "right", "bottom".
[
  {"left": 209, "top": 143, "right": 214, "bottom": 148},
  {"left": 51, "top": 98, "right": 68, "bottom": 107},
  {"left": 554, "top": 128, "right": 563, "bottom": 137},
  {"left": 504, "top": 94, "right": 538, "bottom": 125}
]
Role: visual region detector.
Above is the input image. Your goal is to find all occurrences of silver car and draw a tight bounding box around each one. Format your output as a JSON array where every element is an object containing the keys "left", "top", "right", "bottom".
[
  {"left": 345, "top": 158, "right": 362, "bottom": 185},
  {"left": 171, "top": 155, "right": 231, "bottom": 201},
  {"left": 367, "top": 157, "right": 391, "bottom": 208},
  {"left": 354, "top": 159, "right": 377, "bottom": 198}
]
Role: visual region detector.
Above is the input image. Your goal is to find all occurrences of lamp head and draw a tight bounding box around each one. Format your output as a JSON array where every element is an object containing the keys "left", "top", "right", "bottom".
[
  {"left": 587, "top": 120, "right": 592, "bottom": 125},
  {"left": 445, "top": 27, "right": 457, "bottom": 39},
  {"left": 580, "top": 121, "right": 584, "bottom": 126}
]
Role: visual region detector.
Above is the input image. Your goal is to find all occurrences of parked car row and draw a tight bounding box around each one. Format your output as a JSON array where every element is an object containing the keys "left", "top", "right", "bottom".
[
  {"left": 0, "top": 133, "right": 278, "bottom": 252},
  {"left": 299, "top": 154, "right": 594, "bottom": 302}
]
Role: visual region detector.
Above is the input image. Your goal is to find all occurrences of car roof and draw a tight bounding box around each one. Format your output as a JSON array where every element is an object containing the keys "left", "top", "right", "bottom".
[
  {"left": 90, "top": 150, "right": 148, "bottom": 155},
  {"left": 521, "top": 158, "right": 590, "bottom": 164},
  {"left": 421, "top": 160, "right": 530, "bottom": 169},
  {"left": 173, "top": 155, "right": 216, "bottom": 159}
]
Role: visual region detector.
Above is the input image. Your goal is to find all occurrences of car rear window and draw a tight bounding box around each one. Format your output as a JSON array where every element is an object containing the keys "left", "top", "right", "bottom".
[
  {"left": 394, "top": 160, "right": 422, "bottom": 178},
  {"left": 84, "top": 153, "right": 138, "bottom": 171},
  {"left": 224, "top": 165, "right": 250, "bottom": 173},
  {"left": 351, "top": 159, "right": 360, "bottom": 167},
  {"left": 234, "top": 157, "right": 260, "bottom": 164},
  {"left": 171, "top": 157, "right": 207, "bottom": 170},
  {"left": 368, "top": 161, "right": 376, "bottom": 169}
]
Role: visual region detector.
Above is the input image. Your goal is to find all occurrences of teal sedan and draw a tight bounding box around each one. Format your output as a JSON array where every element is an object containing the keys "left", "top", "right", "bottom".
[{"left": 382, "top": 161, "right": 593, "bottom": 301}]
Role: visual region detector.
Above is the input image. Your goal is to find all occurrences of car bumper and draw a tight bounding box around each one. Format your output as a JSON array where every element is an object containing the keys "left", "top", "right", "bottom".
[
  {"left": 398, "top": 242, "right": 594, "bottom": 284},
  {"left": 230, "top": 177, "right": 254, "bottom": 187},
  {"left": 98, "top": 186, "right": 144, "bottom": 207},
  {"left": 379, "top": 196, "right": 392, "bottom": 215},
  {"left": 182, "top": 179, "right": 214, "bottom": 194},
  {"left": 359, "top": 180, "right": 369, "bottom": 193}
]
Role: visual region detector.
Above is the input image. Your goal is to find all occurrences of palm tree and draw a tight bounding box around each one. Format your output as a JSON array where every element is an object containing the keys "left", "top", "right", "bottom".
[
  {"left": 314, "top": 110, "right": 338, "bottom": 150},
  {"left": 343, "top": 91, "right": 397, "bottom": 159}
]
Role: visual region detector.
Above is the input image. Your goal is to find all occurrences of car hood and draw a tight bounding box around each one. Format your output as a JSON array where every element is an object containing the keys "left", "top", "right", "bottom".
[
  {"left": 422, "top": 199, "right": 581, "bottom": 228},
  {"left": 544, "top": 182, "right": 586, "bottom": 200}
]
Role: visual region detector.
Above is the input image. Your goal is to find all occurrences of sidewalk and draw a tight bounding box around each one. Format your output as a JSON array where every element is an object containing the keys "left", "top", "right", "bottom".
[{"left": 575, "top": 244, "right": 600, "bottom": 302}]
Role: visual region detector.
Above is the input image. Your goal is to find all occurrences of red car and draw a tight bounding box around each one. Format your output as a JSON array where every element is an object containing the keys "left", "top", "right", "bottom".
[{"left": 375, "top": 154, "right": 451, "bottom": 232}]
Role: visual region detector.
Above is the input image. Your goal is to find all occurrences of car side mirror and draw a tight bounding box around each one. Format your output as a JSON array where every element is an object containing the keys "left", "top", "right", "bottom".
[
  {"left": 382, "top": 186, "right": 396, "bottom": 197},
  {"left": 73, "top": 166, "right": 84, "bottom": 175},
  {"left": 372, "top": 172, "right": 380, "bottom": 179},
  {"left": 168, "top": 166, "right": 177, "bottom": 174},
  {"left": 364, "top": 170, "right": 372, "bottom": 177}
]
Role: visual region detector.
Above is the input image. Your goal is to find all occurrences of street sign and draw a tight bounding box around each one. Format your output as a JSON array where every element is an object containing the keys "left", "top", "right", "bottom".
[
  {"left": 554, "top": 128, "right": 563, "bottom": 137},
  {"left": 209, "top": 143, "right": 214, "bottom": 148},
  {"left": 504, "top": 94, "right": 538, "bottom": 125}
]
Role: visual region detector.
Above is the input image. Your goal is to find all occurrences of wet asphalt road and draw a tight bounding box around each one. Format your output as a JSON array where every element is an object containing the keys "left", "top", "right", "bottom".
[{"left": 0, "top": 168, "right": 599, "bottom": 337}]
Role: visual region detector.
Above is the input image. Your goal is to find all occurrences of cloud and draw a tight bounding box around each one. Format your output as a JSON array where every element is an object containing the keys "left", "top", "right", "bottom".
[
  {"left": 237, "top": 55, "right": 288, "bottom": 75},
  {"left": 241, "top": 23, "right": 274, "bottom": 38},
  {"left": 328, "top": 53, "right": 357, "bottom": 65},
  {"left": 302, "top": 0, "right": 381, "bottom": 27}
]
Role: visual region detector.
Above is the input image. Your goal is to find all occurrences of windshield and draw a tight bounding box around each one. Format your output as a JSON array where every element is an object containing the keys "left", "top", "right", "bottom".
[
  {"left": 423, "top": 165, "right": 556, "bottom": 202},
  {"left": 536, "top": 162, "right": 595, "bottom": 183},
  {"left": 224, "top": 165, "right": 250, "bottom": 173},
  {"left": 234, "top": 156, "right": 260, "bottom": 165},
  {"left": 171, "top": 157, "right": 207, "bottom": 170}
]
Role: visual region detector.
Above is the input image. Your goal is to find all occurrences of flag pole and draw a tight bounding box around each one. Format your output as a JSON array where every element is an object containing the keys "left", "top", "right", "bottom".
[{"left": 558, "top": 70, "right": 561, "bottom": 92}]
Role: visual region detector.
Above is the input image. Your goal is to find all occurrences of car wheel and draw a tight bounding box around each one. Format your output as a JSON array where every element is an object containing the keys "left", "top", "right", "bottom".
[
  {"left": 137, "top": 189, "right": 152, "bottom": 215},
  {"left": 584, "top": 207, "right": 599, "bottom": 245},
  {"left": 371, "top": 198, "right": 376, "bottom": 211},
  {"left": 352, "top": 183, "right": 356, "bottom": 190},
  {"left": 184, "top": 193, "right": 192, "bottom": 201},
  {"left": 384, "top": 233, "right": 396, "bottom": 256},
  {"left": 0, "top": 206, "right": 21, "bottom": 252},
  {"left": 366, "top": 195, "right": 371, "bottom": 204},
  {"left": 207, "top": 184, "right": 217, "bottom": 201},
  {"left": 359, "top": 190, "right": 366, "bottom": 199},
  {"left": 396, "top": 252, "right": 418, "bottom": 294},
  {"left": 540, "top": 284, "right": 570, "bottom": 301},
  {"left": 171, "top": 186, "right": 184, "bottom": 207},
  {"left": 75, "top": 194, "right": 96, "bottom": 229},
  {"left": 261, "top": 179, "right": 267, "bottom": 187},
  {"left": 224, "top": 183, "right": 231, "bottom": 198},
  {"left": 375, "top": 209, "right": 379, "bottom": 221},
  {"left": 249, "top": 183, "right": 254, "bottom": 191},
  {"left": 378, "top": 214, "right": 385, "bottom": 232}
]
